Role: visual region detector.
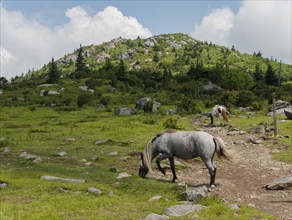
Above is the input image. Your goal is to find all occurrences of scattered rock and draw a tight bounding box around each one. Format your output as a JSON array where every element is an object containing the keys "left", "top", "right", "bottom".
[
  {"left": 41, "top": 175, "right": 85, "bottom": 183},
  {"left": 87, "top": 187, "right": 102, "bottom": 195},
  {"left": 57, "top": 151, "right": 67, "bottom": 156},
  {"left": 148, "top": 195, "right": 162, "bottom": 202},
  {"left": 108, "top": 152, "right": 118, "bottom": 157},
  {"left": 230, "top": 204, "right": 240, "bottom": 210},
  {"left": 271, "top": 149, "right": 280, "bottom": 154},
  {"left": 119, "top": 156, "right": 129, "bottom": 162},
  {"left": 250, "top": 125, "right": 266, "bottom": 134},
  {"left": 165, "top": 109, "right": 177, "bottom": 115},
  {"left": 227, "top": 131, "right": 246, "bottom": 135},
  {"left": 202, "top": 81, "right": 221, "bottom": 91},
  {"left": 144, "top": 38, "right": 156, "bottom": 47},
  {"left": 0, "top": 137, "right": 6, "bottom": 141},
  {"left": 3, "top": 147, "right": 11, "bottom": 153},
  {"left": 284, "top": 109, "right": 292, "bottom": 119},
  {"left": 245, "top": 137, "right": 262, "bottom": 144},
  {"left": 90, "top": 155, "right": 100, "bottom": 161},
  {"left": 117, "top": 172, "right": 131, "bottom": 179},
  {"left": 267, "top": 100, "right": 292, "bottom": 116},
  {"left": 33, "top": 157, "right": 42, "bottom": 164},
  {"left": 38, "top": 84, "right": 57, "bottom": 87},
  {"left": 192, "top": 213, "right": 199, "bottom": 219},
  {"left": 0, "top": 182, "right": 8, "bottom": 189},
  {"left": 95, "top": 139, "right": 110, "bottom": 145},
  {"left": 144, "top": 213, "right": 169, "bottom": 220},
  {"left": 181, "top": 185, "right": 208, "bottom": 201},
  {"left": 19, "top": 152, "right": 38, "bottom": 160},
  {"left": 165, "top": 204, "right": 206, "bottom": 217},
  {"left": 115, "top": 107, "right": 136, "bottom": 115},
  {"left": 57, "top": 187, "right": 70, "bottom": 193},
  {"left": 79, "top": 86, "right": 94, "bottom": 94},
  {"left": 65, "top": 138, "right": 76, "bottom": 141},
  {"left": 265, "top": 176, "right": 292, "bottom": 190},
  {"left": 135, "top": 97, "right": 161, "bottom": 113},
  {"left": 96, "top": 52, "right": 110, "bottom": 62},
  {"left": 238, "top": 107, "right": 253, "bottom": 112}
]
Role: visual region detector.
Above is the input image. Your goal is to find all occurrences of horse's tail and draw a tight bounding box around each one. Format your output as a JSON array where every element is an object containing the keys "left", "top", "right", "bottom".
[{"left": 213, "top": 137, "right": 232, "bottom": 161}]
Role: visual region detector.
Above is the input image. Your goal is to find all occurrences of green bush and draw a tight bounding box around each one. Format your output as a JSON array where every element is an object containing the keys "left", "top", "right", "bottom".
[
  {"left": 163, "top": 116, "right": 183, "bottom": 130},
  {"left": 77, "top": 93, "right": 92, "bottom": 108}
]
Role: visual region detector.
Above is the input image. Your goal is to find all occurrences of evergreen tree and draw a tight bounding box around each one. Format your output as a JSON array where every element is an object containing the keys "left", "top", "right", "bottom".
[
  {"left": 265, "top": 63, "right": 277, "bottom": 86},
  {"left": 116, "top": 59, "right": 126, "bottom": 80},
  {"left": 76, "top": 44, "right": 86, "bottom": 72},
  {"left": 47, "top": 57, "right": 60, "bottom": 83},
  {"left": 253, "top": 63, "right": 264, "bottom": 82}
]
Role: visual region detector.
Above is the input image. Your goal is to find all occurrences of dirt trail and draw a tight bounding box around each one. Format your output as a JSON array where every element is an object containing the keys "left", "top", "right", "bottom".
[{"left": 150, "top": 126, "right": 292, "bottom": 220}]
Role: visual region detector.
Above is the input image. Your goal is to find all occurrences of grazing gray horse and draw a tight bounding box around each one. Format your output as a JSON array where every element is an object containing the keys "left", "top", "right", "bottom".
[{"left": 139, "top": 129, "right": 231, "bottom": 188}]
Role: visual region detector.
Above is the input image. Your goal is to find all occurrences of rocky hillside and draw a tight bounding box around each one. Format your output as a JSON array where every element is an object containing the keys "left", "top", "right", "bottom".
[
  {"left": 15, "top": 33, "right": 291, "bottom": 82},
  {"left": 1, "top": 33, "right": 291, "bottom": 111}
]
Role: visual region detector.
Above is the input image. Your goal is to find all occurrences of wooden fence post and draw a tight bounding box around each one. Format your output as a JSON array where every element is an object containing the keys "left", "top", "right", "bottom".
[{"left": 272, "top": 93, "right": 277, "bottom": 136}]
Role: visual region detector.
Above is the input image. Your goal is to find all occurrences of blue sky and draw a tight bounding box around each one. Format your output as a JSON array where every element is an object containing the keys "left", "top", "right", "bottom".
[
  {"left": 2, "top": 1, "right": 241, "bottom": 35},
  {"left": 1, "top": 1, "right": 291, "bottom": 79}
]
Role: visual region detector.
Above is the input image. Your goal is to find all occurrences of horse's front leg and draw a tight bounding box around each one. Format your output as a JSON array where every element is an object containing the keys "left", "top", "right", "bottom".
[
  {"left": 156, "top": 153, "right": 170, "bottom": 176},
  {"left": 168, "top": 157, "right": 177, "bottom": 182}
]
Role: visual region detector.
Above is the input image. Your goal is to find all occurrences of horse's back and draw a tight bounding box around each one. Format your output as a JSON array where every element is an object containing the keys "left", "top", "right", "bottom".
[{"left": 162, "top": 131, "right": 215, "bottom": 159}]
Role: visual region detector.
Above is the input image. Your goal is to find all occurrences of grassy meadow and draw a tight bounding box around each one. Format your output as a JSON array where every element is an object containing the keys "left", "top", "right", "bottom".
[{"left": 1, "top": 106, "right": 290, "bottom": 219}]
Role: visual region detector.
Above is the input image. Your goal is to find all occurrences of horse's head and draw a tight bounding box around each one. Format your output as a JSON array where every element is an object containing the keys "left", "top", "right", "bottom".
[{"left": 138, "top": 153, "right": 149, "bottom": 178}]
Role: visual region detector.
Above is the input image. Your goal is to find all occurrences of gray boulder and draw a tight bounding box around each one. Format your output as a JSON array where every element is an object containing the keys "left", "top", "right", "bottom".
[
  {"left": 181, "top": 185, "right": 208, "bottom": 201},
  {"left": 87, "top": 187, "right": 102, "bottom": 195},
  {"left": 135, "top": 97, "right": 161, "bottom": 113},
  {"left": 265, "top": 176, "right": 292, "bottom": 190},
  {"left": 267, "top": 100, "right": 292, "bottom": 116},
  {"left": 202, "top": 81, "right": 221, "bottom": 91},
  {"left": 96, "top": 52, "right": 110, "bottom": 62},
  {"left": 284, "top": 109, "right": 292, "bottom": 119}
]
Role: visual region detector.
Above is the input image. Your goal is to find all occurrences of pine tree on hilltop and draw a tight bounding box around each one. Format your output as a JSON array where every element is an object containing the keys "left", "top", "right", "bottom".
[
  {"left": 47, "top": 57, "right": 60, "bottom": 83},
  {"left": 76, "top": 44, "right": 86, "bottom": 72}
]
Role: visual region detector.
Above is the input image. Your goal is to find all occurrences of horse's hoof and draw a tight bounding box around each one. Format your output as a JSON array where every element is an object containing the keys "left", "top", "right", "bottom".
[{"left": 208, "top": 185, "right": 215, "bottom": 192}]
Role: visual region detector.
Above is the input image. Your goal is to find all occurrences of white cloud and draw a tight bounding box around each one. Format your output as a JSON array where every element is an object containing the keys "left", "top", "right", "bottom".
[
  {"left": 192, "top": 1, "right": 291, "bottom": 64},
  {"left": 0, "top": 5, "right": 152, "bottom": 79},
  {"left": 192, "top": 8, "right": 234, "bottom": 46}
]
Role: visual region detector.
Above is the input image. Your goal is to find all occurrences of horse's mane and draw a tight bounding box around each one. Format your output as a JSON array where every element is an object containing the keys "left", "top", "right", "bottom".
[{"left": 143, "top": 129, "right": 178, "bottom": 171}]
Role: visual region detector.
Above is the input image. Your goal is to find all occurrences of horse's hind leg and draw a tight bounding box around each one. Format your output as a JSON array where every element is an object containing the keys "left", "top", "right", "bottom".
[
  {"left": 168, "top": 157, "right": 177, "bottom": 182},
  {"left": 204, "top": 159, "right": 217, "bottom": 188}
]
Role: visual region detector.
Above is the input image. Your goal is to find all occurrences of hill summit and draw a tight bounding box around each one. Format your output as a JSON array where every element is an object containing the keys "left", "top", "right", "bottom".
[{"left": 1, "top": 33, "right": 291, "bottom": 112}]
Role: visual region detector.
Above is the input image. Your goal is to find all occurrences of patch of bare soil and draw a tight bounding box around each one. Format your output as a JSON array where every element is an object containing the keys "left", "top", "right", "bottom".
[{"left": 149, "top": 127, "right": 292, "bottom": 220}]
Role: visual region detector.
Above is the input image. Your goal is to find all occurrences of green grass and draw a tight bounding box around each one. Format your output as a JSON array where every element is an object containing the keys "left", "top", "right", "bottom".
[
  {"left": 1, "top": 106, "right": 289, "bottom": 219},
  {"left": 229, "top": 111, "right": 292, "bottom": 163}
]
